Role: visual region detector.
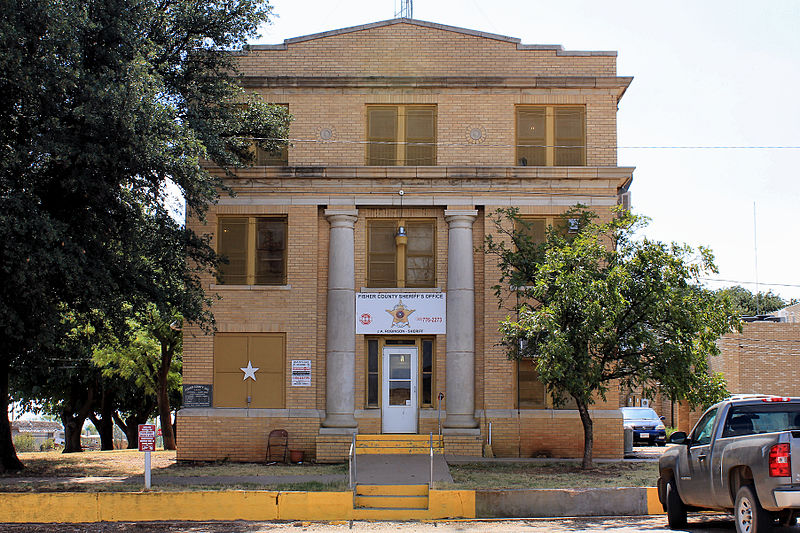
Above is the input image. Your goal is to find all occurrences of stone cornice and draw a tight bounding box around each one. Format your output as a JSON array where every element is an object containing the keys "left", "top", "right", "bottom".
[
  {"left": 209, "top": 165, "right": 634, "bottom": 185},
  {"left": 240, "top": 75, "right": 633, "bottom": 94}
]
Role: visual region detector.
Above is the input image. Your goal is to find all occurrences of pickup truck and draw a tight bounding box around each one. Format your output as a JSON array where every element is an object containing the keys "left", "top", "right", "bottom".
[{"left": 658, "top": 397, "right": 800, "bottom": 532}]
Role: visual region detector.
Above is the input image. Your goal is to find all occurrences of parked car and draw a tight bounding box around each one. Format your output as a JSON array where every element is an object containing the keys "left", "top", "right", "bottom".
[
  {"left": 621, "top": 407, "right": 666, "bottom": 446},
  {"left": 657, "top": 396, "right": 800, "bottom": 532}
]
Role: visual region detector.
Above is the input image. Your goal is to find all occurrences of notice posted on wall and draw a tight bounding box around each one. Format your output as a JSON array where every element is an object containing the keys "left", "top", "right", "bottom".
[{"left": 291, "top": 360, "right": 311, "bottom": 386}]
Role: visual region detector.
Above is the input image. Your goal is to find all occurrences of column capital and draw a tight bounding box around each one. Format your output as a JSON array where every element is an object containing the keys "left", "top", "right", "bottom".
[
  {"left": 325, "top": 208, "right": 358, "bottom": 228},
  {"left": 444, "top": 209, "right": 478, "bottom": 226}
]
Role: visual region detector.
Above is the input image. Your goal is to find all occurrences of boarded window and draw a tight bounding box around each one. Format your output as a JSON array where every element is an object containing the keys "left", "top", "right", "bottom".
[
  {"left": 367, "top": 221, "right": 398, "bottom": 287},
  {"left": 516, "top": 106, "right": 585, "bottom": 166},
  {"left": 518, "top": 359, "right": 546, "bottom": 409},
  {"left": 367, "top": 105, "right": 436, "bottom": 166},
  {"left": 214, "top": 334, "right": 285, "bottom": 408},
  {"left": 554, "top": 107, "right": 585, "bottom": 166},
  {"left": 218, "top": 218, "right": 248, "bottom": 285},
  {"left": 367, "top": 219, "right": 436, "bottom": 288},
  {"left": 217, "top": 216, "right": 287, "bottom": 285}
]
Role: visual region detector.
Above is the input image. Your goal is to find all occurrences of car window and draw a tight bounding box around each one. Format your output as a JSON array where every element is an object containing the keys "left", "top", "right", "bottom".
[
  {"left": 691, "top": 408, "right": 718, "bottom": 446},
  {"left": 722, "top": 404, "right": 800, "bottom": 437},
  {"left": 622, "top": 408, "right": 659, "bottom": 420}
]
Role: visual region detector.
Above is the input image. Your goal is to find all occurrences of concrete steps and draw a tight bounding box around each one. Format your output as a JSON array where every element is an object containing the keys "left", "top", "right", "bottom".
[
  {"left": 354, "top": 484, "right": 429, "bottom": 512},
  {"left": 355, "top": 434, "right": 444, "bottom": 455}
]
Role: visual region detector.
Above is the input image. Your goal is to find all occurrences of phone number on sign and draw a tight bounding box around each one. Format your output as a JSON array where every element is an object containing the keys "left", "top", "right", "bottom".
[{"left": 417, "top": 317, "right": 443, "bottom": 323}]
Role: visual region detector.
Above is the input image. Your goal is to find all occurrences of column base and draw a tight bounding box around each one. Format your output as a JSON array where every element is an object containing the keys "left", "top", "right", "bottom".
[
  {"left": 321, "top": 413, "right": 358, "bottom": 430},
  {"left": 443, "top": 414, "right": 479, "bottom": 429}
]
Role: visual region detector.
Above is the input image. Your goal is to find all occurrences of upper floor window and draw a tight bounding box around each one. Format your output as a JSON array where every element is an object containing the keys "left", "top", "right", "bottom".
[
  {"left": 217, "top": 216, "right": 287, "bottom": 285},
  {"left": 367, "top": 219, "right": 435, "bottom": 288},
  {"left": 516, "top": 106, "right": 585, "bottom": 166},
  {"left": 367, "top": 105, "right": 436, "bottom": 166},
  {"left": 254, "top": 104, "right": 288, "bottom": 165}
]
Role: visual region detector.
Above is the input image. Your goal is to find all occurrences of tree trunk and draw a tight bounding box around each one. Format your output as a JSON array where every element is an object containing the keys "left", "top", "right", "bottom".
[
  {"left": 0, "top": 360, "right": 24, "bottom": 472},
  {"left": 576, "top": 398, "right": 594, "bottom": 469},
  {"left": 61, "top": 386, "right": 95, "bottom": 454},
  {"left": 114, "top": 408, "right": 152, "bottom": 450},
  {"left": 90, "top": 386, "right": 116, "bottom": 451},
  {"left": 157, "top": 343, "right": 176, "bottom": 450}
]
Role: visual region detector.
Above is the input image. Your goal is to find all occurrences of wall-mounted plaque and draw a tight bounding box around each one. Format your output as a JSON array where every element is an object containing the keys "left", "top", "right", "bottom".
[{"left": 183, "top": 384, "right": 213, "bottom": 408}]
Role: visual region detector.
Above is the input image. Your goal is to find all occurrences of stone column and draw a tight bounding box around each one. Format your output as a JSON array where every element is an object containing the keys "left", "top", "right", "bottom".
[
  {"left": 443, "top": 210, "right": 479, "bottom": 429},
  {"left": 322, "top": 209, "right": 358, "bottom": 430}
]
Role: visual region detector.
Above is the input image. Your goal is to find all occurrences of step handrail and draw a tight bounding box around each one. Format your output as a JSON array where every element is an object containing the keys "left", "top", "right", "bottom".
[
  {"left": 349, "top": 433, "right": 356, "bottom": 491},
  {"left": 429, "top": 432, "right": 434, "bottom": 490}
]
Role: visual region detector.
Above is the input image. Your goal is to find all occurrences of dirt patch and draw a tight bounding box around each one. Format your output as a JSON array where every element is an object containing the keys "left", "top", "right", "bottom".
[{"left": 447, "top": 461, "right": 658, "bottom": 489}]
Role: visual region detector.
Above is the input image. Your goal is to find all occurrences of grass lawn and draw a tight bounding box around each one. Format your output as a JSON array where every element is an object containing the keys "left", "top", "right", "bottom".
[
  {"left": 446, "top": 461, "right": 659, "bottom": 490},
  {"left": 0, "top": 449, "right": 348, "bottom": 492},
  {"left": 1, "top": 450, "right": 658, "bottom": 492}
]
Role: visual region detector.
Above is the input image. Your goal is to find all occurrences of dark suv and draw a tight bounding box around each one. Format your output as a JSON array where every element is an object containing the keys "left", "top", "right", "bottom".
[{"left": 621, "top": 407, "right": 666, "bottom": 446}]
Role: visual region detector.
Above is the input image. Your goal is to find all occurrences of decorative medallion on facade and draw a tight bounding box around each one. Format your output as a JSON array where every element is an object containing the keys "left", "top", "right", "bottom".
[
  {"left": 316, "top": 126, "right": 337, "bottom": 142},
  {"left": 466, "top": 125, "right": 487, "bottom": 144}
]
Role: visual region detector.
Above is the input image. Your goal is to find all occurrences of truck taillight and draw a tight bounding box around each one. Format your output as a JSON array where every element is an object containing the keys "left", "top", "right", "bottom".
[
  {"left": 769, "top": 443, "right": 791, "bottom": 477},
  {"left": 762, "top": 397, "right": 791, "bottom": 402}
]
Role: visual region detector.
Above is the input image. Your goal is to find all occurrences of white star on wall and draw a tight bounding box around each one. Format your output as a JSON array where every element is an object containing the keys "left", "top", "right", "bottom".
[{"left": 240, "top": 360, "right": 259, "bottom": 381}]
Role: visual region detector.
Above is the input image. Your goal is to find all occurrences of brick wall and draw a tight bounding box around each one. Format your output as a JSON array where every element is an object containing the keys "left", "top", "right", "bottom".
[{"left": 179, "top": 19, "right": 631, "bottom": 462}]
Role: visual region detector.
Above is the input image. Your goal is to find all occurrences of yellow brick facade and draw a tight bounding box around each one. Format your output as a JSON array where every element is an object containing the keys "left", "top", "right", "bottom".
[{"left": 178, "top": 19, "right": 633, "bottom": 462}]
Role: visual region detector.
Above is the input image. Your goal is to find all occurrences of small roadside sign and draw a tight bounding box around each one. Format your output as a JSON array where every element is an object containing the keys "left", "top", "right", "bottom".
[
  {"left": 138, "top": 424, "right": 156, "bottom": 489},
  {"left": 138, "top": 424, "right": 156, "bottom": 452}
]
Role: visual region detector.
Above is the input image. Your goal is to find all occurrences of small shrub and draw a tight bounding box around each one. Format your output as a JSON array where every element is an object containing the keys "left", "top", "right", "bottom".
[
  {"left": 40, "top": 438, "right": 56, "bottom": 451},
  {"left": 13, "top": 433, "right": 37, "bottom": 453}
]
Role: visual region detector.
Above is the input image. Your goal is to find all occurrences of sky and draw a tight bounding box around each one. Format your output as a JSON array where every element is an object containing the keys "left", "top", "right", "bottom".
[{"left": 252, "top": 0, "right": 800, "bottom": 301}]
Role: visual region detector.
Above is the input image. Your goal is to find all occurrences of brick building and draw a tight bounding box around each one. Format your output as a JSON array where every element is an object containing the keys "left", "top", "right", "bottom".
[{"left": 177, "top": 18, "right": 634, "bottom": 462}]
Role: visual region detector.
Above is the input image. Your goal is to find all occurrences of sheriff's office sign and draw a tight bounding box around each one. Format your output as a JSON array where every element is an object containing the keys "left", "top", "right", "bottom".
[{"left": 356, "top": 292, "right": 446, "bottom": 335}]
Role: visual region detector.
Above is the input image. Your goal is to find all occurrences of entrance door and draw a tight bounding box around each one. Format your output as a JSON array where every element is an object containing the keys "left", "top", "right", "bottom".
[{"left": 382, "top": 347, "right": 418, "bottom": 433}]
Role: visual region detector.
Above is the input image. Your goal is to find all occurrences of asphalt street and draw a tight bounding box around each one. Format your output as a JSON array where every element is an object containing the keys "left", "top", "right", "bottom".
[{"left": 3, "top": 515, "right": 799, "bottom": 533}]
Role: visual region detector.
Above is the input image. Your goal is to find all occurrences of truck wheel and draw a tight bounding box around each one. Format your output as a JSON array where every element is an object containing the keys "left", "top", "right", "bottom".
[
  {"left": 666, "top": 477, "right": 688, "bottom": 529},
  {"left": 735, "top": 485, "right": 772, "bottom": 533}
]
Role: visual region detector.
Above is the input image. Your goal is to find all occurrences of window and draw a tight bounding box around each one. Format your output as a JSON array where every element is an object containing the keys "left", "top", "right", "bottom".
[
  {"left": 365, "top": 337, "right": 435, "bottom": 408},
  {"left": 214, "top": 333, "right": 285, "bottom": 408},
  {"left": 516, "top": 106, "right": 585, "bottom": 166},
  {"left": 518, "top": 359, "right": 546, "bottom": 408},
  {"left": 515, "top": 216, "right": 577, "bottom": 247},
  {"left": 253, "top": 104, "right": 288, "bottom": 165},
  {"left": 367, "top": 105, "right": 436, "bottom": 165},
  {"left": 217, "top": 216, "right": 287, "bottom": 285},
  {"left": 691, "top": 408, "right": 718, "bottom": 446},
  {"left": 367, "top": 220, "right": 435, "bottom": 288}
]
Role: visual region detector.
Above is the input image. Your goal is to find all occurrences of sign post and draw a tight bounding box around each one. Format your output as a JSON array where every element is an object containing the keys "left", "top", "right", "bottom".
[{"left": 138, "top": 424, "right": 156, "bottom": 489}]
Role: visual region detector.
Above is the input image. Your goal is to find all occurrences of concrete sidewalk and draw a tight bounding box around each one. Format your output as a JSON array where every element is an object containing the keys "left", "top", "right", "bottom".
[{"left": 353, "top": 454, "right": 453, "bottom": 485}]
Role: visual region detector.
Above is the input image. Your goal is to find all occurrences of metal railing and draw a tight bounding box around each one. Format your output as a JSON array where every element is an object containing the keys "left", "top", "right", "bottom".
[
  {"left": 348, "top": 433, "right": 356, "bottom": 491},
  {"left": 429, "top": 432, "right": 434, "bottom": 489}
]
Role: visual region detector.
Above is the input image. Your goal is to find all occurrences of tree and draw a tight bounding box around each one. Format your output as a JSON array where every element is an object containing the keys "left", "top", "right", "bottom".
[
  {"left": 0, "top": 0, "right": 289, "bottom": 471},
  {"left": 716, "top": 285, "right": 793, "bottom": 317},
  {"left": 486, "top": 208, "right": 740, "bottom": 467},
  {"left": 94, "top": 306, "right": 183, "bottom": 450}
]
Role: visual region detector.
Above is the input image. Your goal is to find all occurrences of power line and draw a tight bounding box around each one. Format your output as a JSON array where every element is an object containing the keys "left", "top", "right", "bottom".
[
  {"left": 699, "top": 278, "right": 800, "bottom": 289},
  {"left": 249, "top": 136, "right": 800, "bottom": 150}
]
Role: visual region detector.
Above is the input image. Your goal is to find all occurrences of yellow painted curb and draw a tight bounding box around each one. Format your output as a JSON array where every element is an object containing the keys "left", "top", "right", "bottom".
[
  {"left": 646, "top": 487, "right": 665, "bottom": 515},
  {"left": 0, "top": 489, "right": 476, "bottom": 523}
]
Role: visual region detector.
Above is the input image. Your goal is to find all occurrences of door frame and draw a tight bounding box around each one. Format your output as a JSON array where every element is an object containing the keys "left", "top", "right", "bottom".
[{"left": 381, "top": 346, "right": 418, "bottom": 433}]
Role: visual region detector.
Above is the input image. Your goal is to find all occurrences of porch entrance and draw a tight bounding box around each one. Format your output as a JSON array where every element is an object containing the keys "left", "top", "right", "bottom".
[{"left": 382, "top": 346, "right": 418, "bottom": 433}]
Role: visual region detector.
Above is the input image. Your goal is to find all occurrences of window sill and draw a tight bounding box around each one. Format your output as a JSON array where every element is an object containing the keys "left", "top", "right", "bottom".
[{"left": 210, "top": 284, "right": 292, "bottom": 291}]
